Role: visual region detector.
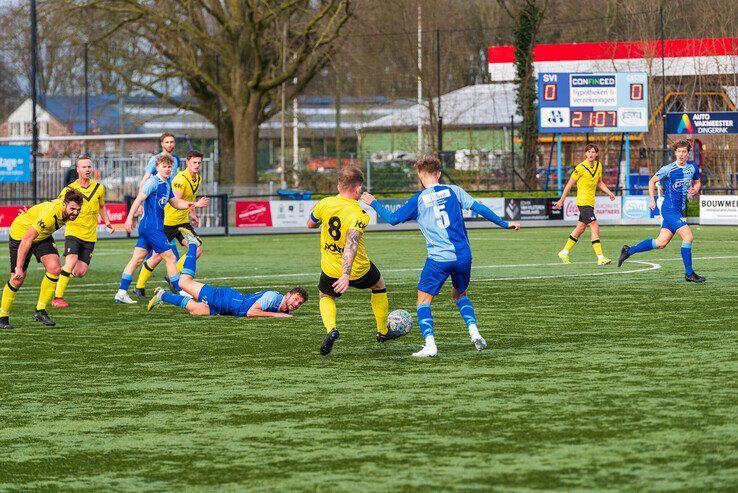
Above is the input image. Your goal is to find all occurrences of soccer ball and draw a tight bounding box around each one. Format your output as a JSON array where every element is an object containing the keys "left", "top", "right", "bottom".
[{"left": 387, "top": 309, "right": 413, "bottom": 337}]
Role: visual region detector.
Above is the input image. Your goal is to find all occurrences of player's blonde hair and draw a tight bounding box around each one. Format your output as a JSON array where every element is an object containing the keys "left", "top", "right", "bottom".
[
  {"left": 338, "top": 166, "right": 364, "bottom": 189},
  {"left": 156, "top": 155, "right": 174, "bottom": 167}
]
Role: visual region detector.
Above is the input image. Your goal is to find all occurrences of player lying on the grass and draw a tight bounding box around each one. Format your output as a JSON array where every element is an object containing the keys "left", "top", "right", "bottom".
[
  {"left": 0, "top": 190, "right": 84, "bottom": 330},
  {"left": 307, "top": 166, "right": 392, "bottom": 356},
  {"left": 115, "top": 155, "right": 208, "bottom": 304},
  {"left": 133, "top": 150, "right": 205, "bottom": 299},
  {"left": 618, "top": 139, "right": 705, "bottom": 283},
  {"left": 52, "top": 156, "right": 115, "bottom": 308},
  {"left": 148, "top": 228, "right": 306, "bottom": 317},
  {"left": 553, "top": 143, "right": 616, "bottom": 265},
  {"left": 361, "top": 155, "right": 520, "bottom": 357}
]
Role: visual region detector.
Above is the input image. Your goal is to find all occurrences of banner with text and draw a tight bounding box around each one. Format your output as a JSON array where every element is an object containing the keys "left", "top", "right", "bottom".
[
  {"left": 700, "top": 195, "right": 738, "bottom": 225},
  {"left": 563, "top": 196, "right": 622, "bottom": 221},
  {"left": 0, "top": 146, "right": 31, "bottom": 183}
]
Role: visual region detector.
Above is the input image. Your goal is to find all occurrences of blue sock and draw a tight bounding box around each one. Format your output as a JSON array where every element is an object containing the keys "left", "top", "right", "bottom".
[
  {"left": 417, "top": 303, "right": 434, "bottom": 339},
  {"left": 162, "top": 291, "right": 191, "bottom": 309},
  {"left": 169, "top": 273, "right": 180, "bottom": 292},
  {"left": 681, "top": 242, "right": 694, "bottom": 275},
  {"left": 181, "top": 243, "right": 198, "bottom": 277},
  {"left": 170, "top": 240, "right": 180, "bottom": 261},
  {"left": 119, "top": 273, "right": 132, "bottom": 291},
  {"left": 628, "top": 238, "right": 657, "bottom": 256},
  {"left": 455, "top": 296, "right": 477, "bottom": 327}
]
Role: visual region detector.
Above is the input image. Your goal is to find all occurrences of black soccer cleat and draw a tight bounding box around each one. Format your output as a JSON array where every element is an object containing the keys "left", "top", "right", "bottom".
[
  {"left": 618, "top": 245, "right": 631, "bottom": 267},
  {"left": 32, "top": 309, "right": 56, "bottom": 327},
  {"left": 377, "top": 331, "right": 402, "bottom": 343},
  {"left": 685, "top": 272, "right": 706, "bottom": 283},
  {"left": 0, "top": 316, "right": 13, "bottom": 330},
  {"left": 320, "top": 328, "right": 340, "bottom": 356},
  {"left": 164, "top": 275, "right": 178, "bottom": 294},
  {"left": 133, "top": 287, "right": 147, "bottom": 299}
]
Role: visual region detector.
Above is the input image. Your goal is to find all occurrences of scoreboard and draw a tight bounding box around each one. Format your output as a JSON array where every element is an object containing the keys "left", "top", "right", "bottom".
[{"left": 537, "top": 72, "right": 649, "bottom": 133}]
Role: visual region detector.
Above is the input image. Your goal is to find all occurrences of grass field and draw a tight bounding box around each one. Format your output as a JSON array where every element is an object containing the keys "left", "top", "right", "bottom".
[{"left": 1, "top": 225, "right": 737, "bottom": 491}]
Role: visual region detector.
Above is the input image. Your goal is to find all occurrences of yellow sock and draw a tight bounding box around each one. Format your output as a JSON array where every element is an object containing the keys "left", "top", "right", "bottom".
[
  {"left": 0, "top": 281, "right": 19, "bottom": 317},
  {"left": 564, "top": 235, "right": 578, "bottom": 252},
  {"left": 592, "top": 239, "right": 604, "bottom": 257},
  {"left": 36, "top": 273, "right": 59, "bottom": 310},
  {"left": 136, "top": 260, "right": 155, "bottom": 289},
  {"left": 176, "top": 255, "right": 185, "bottom": 273},
  {"left": 371, "top": 289, "right": 389, "bottom": 334},
  {"left": 319, "top": 296, "right": 337, "bottom": 333},
  {"left": 55, "top": 268, "right": 72, "bottom": 298}
]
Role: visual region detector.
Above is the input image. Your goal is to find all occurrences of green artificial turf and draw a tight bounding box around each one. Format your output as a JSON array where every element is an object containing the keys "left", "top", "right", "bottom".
[{"left": 1, "top": 226, "right": 737, "bottom": 491}]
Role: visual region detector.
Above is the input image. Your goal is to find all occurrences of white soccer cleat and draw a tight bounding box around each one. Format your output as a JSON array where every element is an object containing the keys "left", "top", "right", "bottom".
[
  {"left": 147, "top": 287, "right": 165, "bottom": 311},
  {"left": 178, "top": 227, "right": 201, "bottom": 248},
  {"left": 412, "top": 345, "right": 438, "bottom": 358},
  {"left": 471, "top": 335, "right": 487, "bottom": 351},
  {"left": 114, "top": 291, "right": 138, "bottom": 304}
]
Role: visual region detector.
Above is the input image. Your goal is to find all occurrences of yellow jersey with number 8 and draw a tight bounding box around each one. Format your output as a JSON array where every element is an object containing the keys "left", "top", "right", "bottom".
[{"left": 311, "top": 195, "right": 371, "bottom": 279}]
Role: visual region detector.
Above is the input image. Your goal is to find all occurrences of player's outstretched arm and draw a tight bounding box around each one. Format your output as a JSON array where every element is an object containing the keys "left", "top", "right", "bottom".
[
  {"left": 124, "top": 190, "right": 149, "bottom": 233},
  {"left": 246, "top": 303, "right": 293, "bottom": 318},
  {"left": 169, "top": 196, "right": 208, "bottom": 211},
  {"left": 469, "top": 201, "right": 516, "bottom": 229},
  {"left": 648, "top": 175, "right": 660, "bottom": 210},
  {"left": 553, "top": 177, "right": 576, "bottom": 209},
  {"left": 360, "top": 192, "right": 418, "bottom": 225},
  {"left": 598, "top": 179, "right": 616, "bottom": 201}
]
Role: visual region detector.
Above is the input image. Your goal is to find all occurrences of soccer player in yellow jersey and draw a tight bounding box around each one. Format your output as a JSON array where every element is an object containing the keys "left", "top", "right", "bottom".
[
  {"left": 306, "top": 166, "right": 389, "bottom": 356},
  {"left": 52, "top": 156, "right": 115, "bottom": 308},
  {"left": 553, "top": 144, "right": 616, "bottom": 265},
  {"left": 133, "top": 150, "right": 204, "bottom": 298},
  {"left": 0, "top": 190, "right": 83, "bottom": 329}
]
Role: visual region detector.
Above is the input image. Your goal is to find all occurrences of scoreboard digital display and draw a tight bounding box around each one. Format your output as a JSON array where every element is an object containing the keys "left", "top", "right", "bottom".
[{"left": 538, "top": 72, "right": 649, "bottom": 133}]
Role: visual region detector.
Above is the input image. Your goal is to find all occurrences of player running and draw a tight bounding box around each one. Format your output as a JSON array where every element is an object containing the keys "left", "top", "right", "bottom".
[
  {"left": 147, "top": 228, "right": 306, "bottom": 317},
  {"left": 618, "top": 139, "right": 705, "bottom": 282},
  {"left": 133, "top": 150, "right": 205, "bottom": 298},
  {"left": 553, "top": 144, "right": 616, "bottom": 265},
  {"left": 361, "top": 155, "right": 520, "bottom": 358},
  {"left": 0, "top": 190, "right": 84, "bottom": 329},
  {"left": 115, "top": 155, "right": 208, "bottom": 304},
  {"left": 307, "top": 166, "right": 391, "bottom": 356},
  {"left": 52, "top": 156, "right": 115, "bottom": 308}
]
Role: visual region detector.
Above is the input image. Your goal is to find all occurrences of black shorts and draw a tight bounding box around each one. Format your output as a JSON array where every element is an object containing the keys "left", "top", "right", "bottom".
[
  {"left": 164, "top": 223, "right": 201, "bottom": 245},
  {"left": 578, "top": 206, "right": 597, "bottom": 224},
  {"left": 9, "top": 236, "right": 58, "bottom": 273},
  {"left": 318, "top": 262, "right": 382, "bottom": 298},
  {"left": 64, "top": 236, "right": 96, "bottom": 265}
]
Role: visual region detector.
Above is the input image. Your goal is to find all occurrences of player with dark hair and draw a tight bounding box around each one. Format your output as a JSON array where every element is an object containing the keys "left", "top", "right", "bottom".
[
  {"left": 362, "top": 155, "right": 520, "bottom": 357},
  {"left": 618, "top": 139, "right": 705, "bottom": 282},
  {"left": 147, "top": 229, "right": 307, "bottom": 317},
  {"left": 307, "top": 166, "right": 390, "bottom": 356},
  {"left": 0, "top": 190, "right": 84, "bottom": 329},
  {"left": 553, "top": 144, "right": 616, "bottom": 265}
]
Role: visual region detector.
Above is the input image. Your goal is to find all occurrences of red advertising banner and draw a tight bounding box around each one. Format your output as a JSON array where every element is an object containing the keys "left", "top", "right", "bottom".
[
  {"left": 0, "top": 205, "right": 29, "bottom": 227},
  {"left": 236, "top": 201, "right": 272, "bottom": 227},
  {"left": 100, "top": 203, "right": 127, "bottom": 224}
]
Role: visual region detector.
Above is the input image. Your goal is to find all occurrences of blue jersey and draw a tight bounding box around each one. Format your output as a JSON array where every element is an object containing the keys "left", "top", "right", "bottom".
[
  {"left": 138, "top": 175, "right": 172, "bottom": 232},
  {"left": 371, "top": 184, "right": 508, "bottom": 262},
  {"left": 214, "top": 289, "right": 284, "bottom": 317},
  {"left": 656, "top": 161, "right": 700, "bottom": 213},
  {"left": 145, "top": 153, "right": 180, "bottom": 183}
]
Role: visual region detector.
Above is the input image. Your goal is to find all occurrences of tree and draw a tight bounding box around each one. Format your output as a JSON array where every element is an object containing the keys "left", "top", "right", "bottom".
[{"left": 72, "top": 0, "right": 351, "bottom": 187}]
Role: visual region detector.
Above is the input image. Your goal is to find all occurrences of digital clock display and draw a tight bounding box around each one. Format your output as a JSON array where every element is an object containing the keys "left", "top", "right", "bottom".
[{"left": 571, "top": 110, "right": 617, "bottom": 128}]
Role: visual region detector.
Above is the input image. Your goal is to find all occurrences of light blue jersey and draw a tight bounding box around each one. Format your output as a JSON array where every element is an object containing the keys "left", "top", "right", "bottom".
[
  {"left": 656, "top": 161, "right": 700, "bottom": 214},
  {"left": 139, "top": 175, "right": 172, "bottom": 232},
  {"left": 371, "top": 184, "right": 508, "bottom": 262}
]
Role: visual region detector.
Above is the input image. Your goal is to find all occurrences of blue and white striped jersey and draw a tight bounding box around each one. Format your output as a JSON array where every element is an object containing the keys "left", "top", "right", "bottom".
[{"left": 655, "top": 161, "right": 700, "bottom": 213}]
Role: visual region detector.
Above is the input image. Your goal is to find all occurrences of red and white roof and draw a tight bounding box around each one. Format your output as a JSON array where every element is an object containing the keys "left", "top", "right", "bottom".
[{"left": 487, "top": 38, "right": 738, "bottom": 82}]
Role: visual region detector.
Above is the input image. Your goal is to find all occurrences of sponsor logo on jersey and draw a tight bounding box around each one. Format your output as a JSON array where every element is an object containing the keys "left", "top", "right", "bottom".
[{"left": 324, "top": 242, "right": 344, "bottom": 254}]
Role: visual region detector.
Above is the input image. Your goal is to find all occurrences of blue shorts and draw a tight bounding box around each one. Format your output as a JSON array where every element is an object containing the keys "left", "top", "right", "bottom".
[
  {"left": 137, "top": 228, "right": 173, "bottom": 254},
  {"left": 198, "top": 284, "right": 246, "bottom": 316},
  {"left": 417, "top": 256, "right": 472, "bottom": 296},
  {"left": 660, "top": 209, "right": 688, "bottom": 234}
]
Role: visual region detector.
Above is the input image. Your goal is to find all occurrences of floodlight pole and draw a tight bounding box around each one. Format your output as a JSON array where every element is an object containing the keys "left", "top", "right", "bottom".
[{"left": 30, "top": 0, "right": 39, "bottom": 203}]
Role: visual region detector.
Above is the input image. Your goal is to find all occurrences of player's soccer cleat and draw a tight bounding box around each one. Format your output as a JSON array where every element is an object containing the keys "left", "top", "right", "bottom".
[
  {"left": 114, "top": 291, "right": 138, "bottom": 304},
  {"left": 557, "top": 251, "right": 571, "bottom": 264},
  {"left": 0, "top": 316, "right": 13, "bottom": 330},
  {"left": 164, "top": 276, "right": 178, "bottom": 294},
  {"left": 320, "top": 328, "right": 340, "bottom": 356},
  {"left": 377, "top": 331, "right": 403, "bottom": 343},
  {"left": 685, "top": 272, "right": 706, "bottom": 283},
  {"left": 471, "top": 335, "right": 487, "bottom": 351},
  {"left": 32, "top": 309, "right": 56, "bottom": 327},
  {"left": 51, "top": 297, "right": 69, "bottom": 308},
  {"left": 618, "top": 245, "right": 631, "bottom": 267},
  {"left": 597, "top": 256, "right": 612, "bottom": 266},
  {"left": 412, "top": 345, "right": 438, "bottom": 358},
  {"left": 147, "top": 287, "right": 165, "bottom": 311},
  {"left": 133, "top": 287, "right": 147, "bottom": 299},
  {"left": 178, "top": 227, "right": 201, "bottom": 248}
]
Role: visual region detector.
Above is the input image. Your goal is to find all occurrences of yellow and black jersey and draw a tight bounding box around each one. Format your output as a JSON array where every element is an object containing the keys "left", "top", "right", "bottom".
[
  {"left": 9, "top": 200, "right": 69, "bottom": 242},
  {"left": 59, "top": 179, "right": 105, "bottom": 242},
  {"left": 311, "top": 195, "right": 371, "bottom": 279},
  {"left": 570, "top": 160, "right": 603, "bottom": 207},
  {"left": 164, "top": 170, "right": 201, "bottom": 226}
]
